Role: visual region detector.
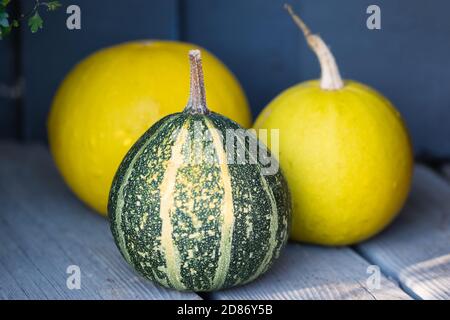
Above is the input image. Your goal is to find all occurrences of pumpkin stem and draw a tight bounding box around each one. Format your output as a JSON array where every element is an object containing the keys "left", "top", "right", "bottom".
[
  {"left": 284, "top": 4, "right": 344, "bottom": 90},
  {"left": 184, "top": 49, "right": 209, "bottom": 114}
]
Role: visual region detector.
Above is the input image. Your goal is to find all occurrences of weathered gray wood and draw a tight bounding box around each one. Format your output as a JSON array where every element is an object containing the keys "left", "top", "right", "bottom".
[
  {"left": 210, "top": 244, "right": 411, "bottom": 300},
  {"left": 356, "top": 165, "right": 450, "bottom": 300},
  {"left": 0, "top": 142, "right": 200, "bottom": 300},
  {"left": 3, "top": 142, "right": 433, "bottom": 300}
]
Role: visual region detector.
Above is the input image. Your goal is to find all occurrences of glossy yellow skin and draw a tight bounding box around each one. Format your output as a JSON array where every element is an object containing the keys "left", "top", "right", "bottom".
[
  {"left": 48, "top": 41, "right": 251, "bottom": 215},
  {"left": 254, "top": 80, "right": 413, "bottom": 245}
]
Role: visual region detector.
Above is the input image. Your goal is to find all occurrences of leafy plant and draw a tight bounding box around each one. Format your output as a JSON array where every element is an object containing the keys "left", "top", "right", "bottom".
[{"left": 0, "top": 0, "right": 61, "bottom": 39}]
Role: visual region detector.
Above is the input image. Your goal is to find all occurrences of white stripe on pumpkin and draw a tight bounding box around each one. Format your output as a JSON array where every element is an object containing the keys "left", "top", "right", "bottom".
[
  {"left": 158, "top": 123, "right": 190, "bottom": 289},
  {"left": 205, "top": 119, "right": 235, "bottom": 290},
  {"left": 114, "top": 118, "right": 174, "bottom": 266}
]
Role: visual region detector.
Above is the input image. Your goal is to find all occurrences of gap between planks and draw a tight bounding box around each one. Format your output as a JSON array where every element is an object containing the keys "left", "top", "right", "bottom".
[
  {"left": 0, "top": 142, "right": 200, "bottom": 300},
  {"left": 0, "top": 142, "right": 420, "bottom": 300},
  {"left": 355, "top": 165, "right": 450, "bottom": 300}
]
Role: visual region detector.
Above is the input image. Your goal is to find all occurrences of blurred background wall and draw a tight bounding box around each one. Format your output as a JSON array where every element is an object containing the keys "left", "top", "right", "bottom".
[{"left": 0, "top": 0, "right": 449, "bottom": 160}]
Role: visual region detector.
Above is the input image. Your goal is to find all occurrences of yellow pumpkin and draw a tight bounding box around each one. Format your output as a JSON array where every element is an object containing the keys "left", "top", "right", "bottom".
[
  {"left": 48, "top": 41, "right": 251, "bottom": 215},
  {"left": 254, "top": 6, "right": 413, "bottom": 245}
]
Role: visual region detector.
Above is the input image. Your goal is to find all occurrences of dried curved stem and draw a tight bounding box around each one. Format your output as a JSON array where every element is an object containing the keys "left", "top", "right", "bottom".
[{"left": 285, "top": 4, "right": 344, "bottom": 90}]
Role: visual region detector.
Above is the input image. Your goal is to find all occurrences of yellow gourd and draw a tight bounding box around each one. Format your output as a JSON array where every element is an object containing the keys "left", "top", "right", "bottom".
[
  {"left": 254, "top": 6, "right": 413, "bottom": 245},
  {"left": 48, "top": 41, "right": 251, "bottom": 215}
]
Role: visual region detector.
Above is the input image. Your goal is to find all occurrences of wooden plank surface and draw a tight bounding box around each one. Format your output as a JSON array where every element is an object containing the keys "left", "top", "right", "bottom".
[
  {"left": 210, "top": 244, "right": 410, "bottom": 300},
  {"left": 356, "top": 165, "right": 450, "bottom": 300},
  {"left": 7, "top": 143, "right": 450, "bottom": 300},
  {"left": 0, "top": 142, "right": 200, "bottom": 300}
]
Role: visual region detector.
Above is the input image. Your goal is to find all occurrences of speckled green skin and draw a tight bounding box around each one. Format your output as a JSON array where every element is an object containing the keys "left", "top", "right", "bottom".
[{"left": 108, "top": 112, "right": 291, "bottom": 292}]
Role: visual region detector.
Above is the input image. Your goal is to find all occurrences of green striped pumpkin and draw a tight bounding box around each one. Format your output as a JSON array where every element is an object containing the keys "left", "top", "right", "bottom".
[{"left": 108, "top": 50, "right": 291, "bottom": 292}]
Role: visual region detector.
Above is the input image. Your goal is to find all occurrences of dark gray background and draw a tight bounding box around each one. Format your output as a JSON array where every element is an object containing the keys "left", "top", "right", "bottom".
[{"left": 1, "top": 0, "right": 449, "bottom": 159}]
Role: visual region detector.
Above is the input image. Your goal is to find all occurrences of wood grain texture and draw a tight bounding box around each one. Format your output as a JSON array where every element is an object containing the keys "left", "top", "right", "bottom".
[
  {"left": 356, "top": 165, "right": 450, "bottom": 300},
  {"left": 7, "top": 143, "right": 450, "bottom": 300},
  {"left": 0, "top": 142, "right": 200, "bottom": 300},
  {"left": 210, "top": 244, "right": 411, "bottom": 300}
]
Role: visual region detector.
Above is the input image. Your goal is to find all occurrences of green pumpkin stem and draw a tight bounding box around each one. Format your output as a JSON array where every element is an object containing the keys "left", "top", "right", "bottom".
[
  {"left": 285, "top": 4, "right": 344, "bottom": 90},
  {"left": 184, "top": 49, "right": 210, "bottom": 114}
]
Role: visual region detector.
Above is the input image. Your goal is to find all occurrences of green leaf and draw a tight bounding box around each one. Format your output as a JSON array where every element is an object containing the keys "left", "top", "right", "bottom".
[
  {"left": 0, "top": 11, "right": 8, "bottom": 27},
  {"left": 28, "top": 11, "right": 43, "bottom": 33},
  {"left": 1, "top": 0, "right": 10, "bottom": 7},
  {"left": 12, "top": 19, "right": 18, "bottom": 27},
  {"left": 46, "top": 1, "right": 61, "bottom": 11},
  {"left": 0, "top": 6, "right": 8, "bottom": 39},
  {"left": 0, "top": 24, "right": 11, "bottom": 39}
]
